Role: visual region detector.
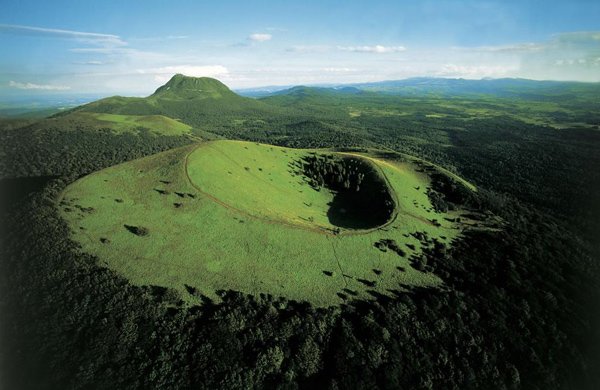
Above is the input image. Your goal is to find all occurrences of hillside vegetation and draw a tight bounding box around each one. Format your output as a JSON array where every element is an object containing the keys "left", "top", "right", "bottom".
[
  {"left": 77, "top": 74, "right": 287, "bottom": 127},
  {"left": 1, "top": 75, "right": 599, "bottom": 389},
  {"left": 58, "top": 140, "right": 487, "bottom": 306}
]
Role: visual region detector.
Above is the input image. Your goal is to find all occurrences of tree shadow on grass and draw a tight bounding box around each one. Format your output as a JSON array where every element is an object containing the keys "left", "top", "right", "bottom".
[{"left": 124, "top": 224, "right": 149, "bottom": 236}]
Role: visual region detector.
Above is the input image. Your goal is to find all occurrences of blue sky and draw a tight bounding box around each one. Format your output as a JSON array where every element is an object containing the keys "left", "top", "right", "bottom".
[{"left": 1, "top": 0, "right": 599, "bottom": 95}]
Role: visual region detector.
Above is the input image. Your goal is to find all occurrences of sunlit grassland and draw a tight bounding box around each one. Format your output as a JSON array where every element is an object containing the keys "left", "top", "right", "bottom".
[
  {"left": 59, "top": 140, "right": 475, "bottom": 306},
  {"left": 91, "top": 113, "right": 192, "bottom": 135}
]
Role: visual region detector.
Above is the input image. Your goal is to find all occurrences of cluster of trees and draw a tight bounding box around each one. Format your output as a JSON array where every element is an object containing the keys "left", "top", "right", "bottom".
[
  {"left": 442, "top": 118, "right": 600, "bottom": 243},
  {"left": 0, "top": 124, "right": 192, "bottom": 179},
  {"left": 299, "top": 154, "right": 367, "bottom": 192},
  {"left": 296, "top": 154, "right": 395, "bottom": 229},
  {"left": 426, "top": 171, "right": 480, "bottom": 213}
]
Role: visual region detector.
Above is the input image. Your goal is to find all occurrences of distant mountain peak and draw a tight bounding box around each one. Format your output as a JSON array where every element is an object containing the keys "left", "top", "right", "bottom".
[{"left": 152, "top": 74, "right": 234, "bottom": 99}]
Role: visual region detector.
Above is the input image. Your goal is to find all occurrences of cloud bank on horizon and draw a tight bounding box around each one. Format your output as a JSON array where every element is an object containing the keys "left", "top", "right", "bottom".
[{"left": 1, "top": 0, "right": 599, "bottom": 95}]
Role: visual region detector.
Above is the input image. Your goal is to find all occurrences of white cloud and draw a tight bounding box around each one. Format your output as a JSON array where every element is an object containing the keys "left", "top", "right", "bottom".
[
  {"left": 0, "top": 23, "right": 126, "bottom": 47},
  {"left": 137, "top": 65, "right": 229, "bottom": 83},
  {"left": 323, "top": 67, "right": 357, "bottom": 73},
  {"left": 9, "top": 80, "right": 71, "bottom": 90},
  {"left": 130, "top": 35, "right": 189, "bottom": 42},
  {"left": 69, "top": 47, "right": 167, "bottom": 62},
  {"left": 338, "top": 45, "right": 406, "bottom": 53},
  {"left": 454, "top": 31, "right": 600, "bottom": 57},
  {"left": 457, "top": 42, "right": 544, "bottom": 53},
  {"left": 439, "top": 31, "right": 600, "bottom": 81},
  {"left": 287, "top": 44, "right": 406, "bottom": 54},
  {"left": 249, "top": 33, "right": 272, "bottom": 42},
  {"left": 554, "top": 31, "right": 600, "bottom": 43},
  {"left": 435, "top": 64, "right": 518, "bottom": 78}
]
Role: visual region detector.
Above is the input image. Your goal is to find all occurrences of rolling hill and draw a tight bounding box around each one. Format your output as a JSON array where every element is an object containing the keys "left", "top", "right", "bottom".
[
  {"left": 245, "top": 77, "right": 600, "bottom": 100},
  {"left": 75, "top": 74, "right": 287, "bottom": 127},
  {"left": 0, "top": 75, "right": 286, "bottom": 179},
  {"left": 58, "top": 140, "right": 491, "bottom": 306}
]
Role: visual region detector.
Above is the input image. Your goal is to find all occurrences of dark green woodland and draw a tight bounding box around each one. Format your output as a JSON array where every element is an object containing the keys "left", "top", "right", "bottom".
[{"left": 1, "top": 76, "right": 599, "bottom": 389}]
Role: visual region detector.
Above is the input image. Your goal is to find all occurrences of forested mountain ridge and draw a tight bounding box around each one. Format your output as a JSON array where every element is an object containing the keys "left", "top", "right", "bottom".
[{"left": 247, "top": 77, "right": 600, "bottom": 100}]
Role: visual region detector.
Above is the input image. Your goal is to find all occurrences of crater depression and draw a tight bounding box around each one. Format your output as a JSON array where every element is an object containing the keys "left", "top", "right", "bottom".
[
  {"left": 59, "top": 140, "right": 483, "bottom": 306},
  {"left": 186, "top": 142, "right": 397, "bottom": 233}
]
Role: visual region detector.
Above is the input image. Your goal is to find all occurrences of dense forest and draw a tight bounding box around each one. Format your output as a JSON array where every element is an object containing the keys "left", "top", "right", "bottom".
[
  {"left": 1, "top": 81, "right": 599, "bottom": 389},
  {"left": 294, "top": 154, "right": 395, "bottom": 229}
]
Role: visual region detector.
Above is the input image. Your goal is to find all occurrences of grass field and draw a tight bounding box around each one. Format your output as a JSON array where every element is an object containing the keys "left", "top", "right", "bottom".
[
  {"left": 36, "top": 111, "right": 193, "bottom": 136},
  {"left": 59, "top": 140, "right": 479, "bottom": 306},
  {"left": 91, "top": 113, "right": 193, "bottom": 136}
]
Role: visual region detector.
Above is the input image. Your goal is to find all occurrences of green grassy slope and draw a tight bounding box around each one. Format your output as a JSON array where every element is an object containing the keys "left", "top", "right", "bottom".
[
  {"left": 26, "top": 111, "right": 194, "bottom": 136},
  {"left": 76, "top": 74, "right": 288, "bottom": 129},
  {"left": 91, "top": 113, "right": 193, "bottom": 136},
  {"left": 187, "top": 142, "right": 342, "bottom": 231},
  {"left": 0, "top": 109, "right": 198, "bottom": 179},
  {"left": 151, "top": 74, "right": 238, "bottom": 100},
  {"left": 74, "top": 96, "right": 158, "bottom": 115},
  {"left": 58, "top": 140, "right": 484, "bottom": 306}
]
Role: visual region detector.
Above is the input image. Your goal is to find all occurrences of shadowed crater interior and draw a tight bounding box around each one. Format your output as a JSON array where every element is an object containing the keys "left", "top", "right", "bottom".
[{"left": 295, "top": 154, "right": 395, "bottom": 229}]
